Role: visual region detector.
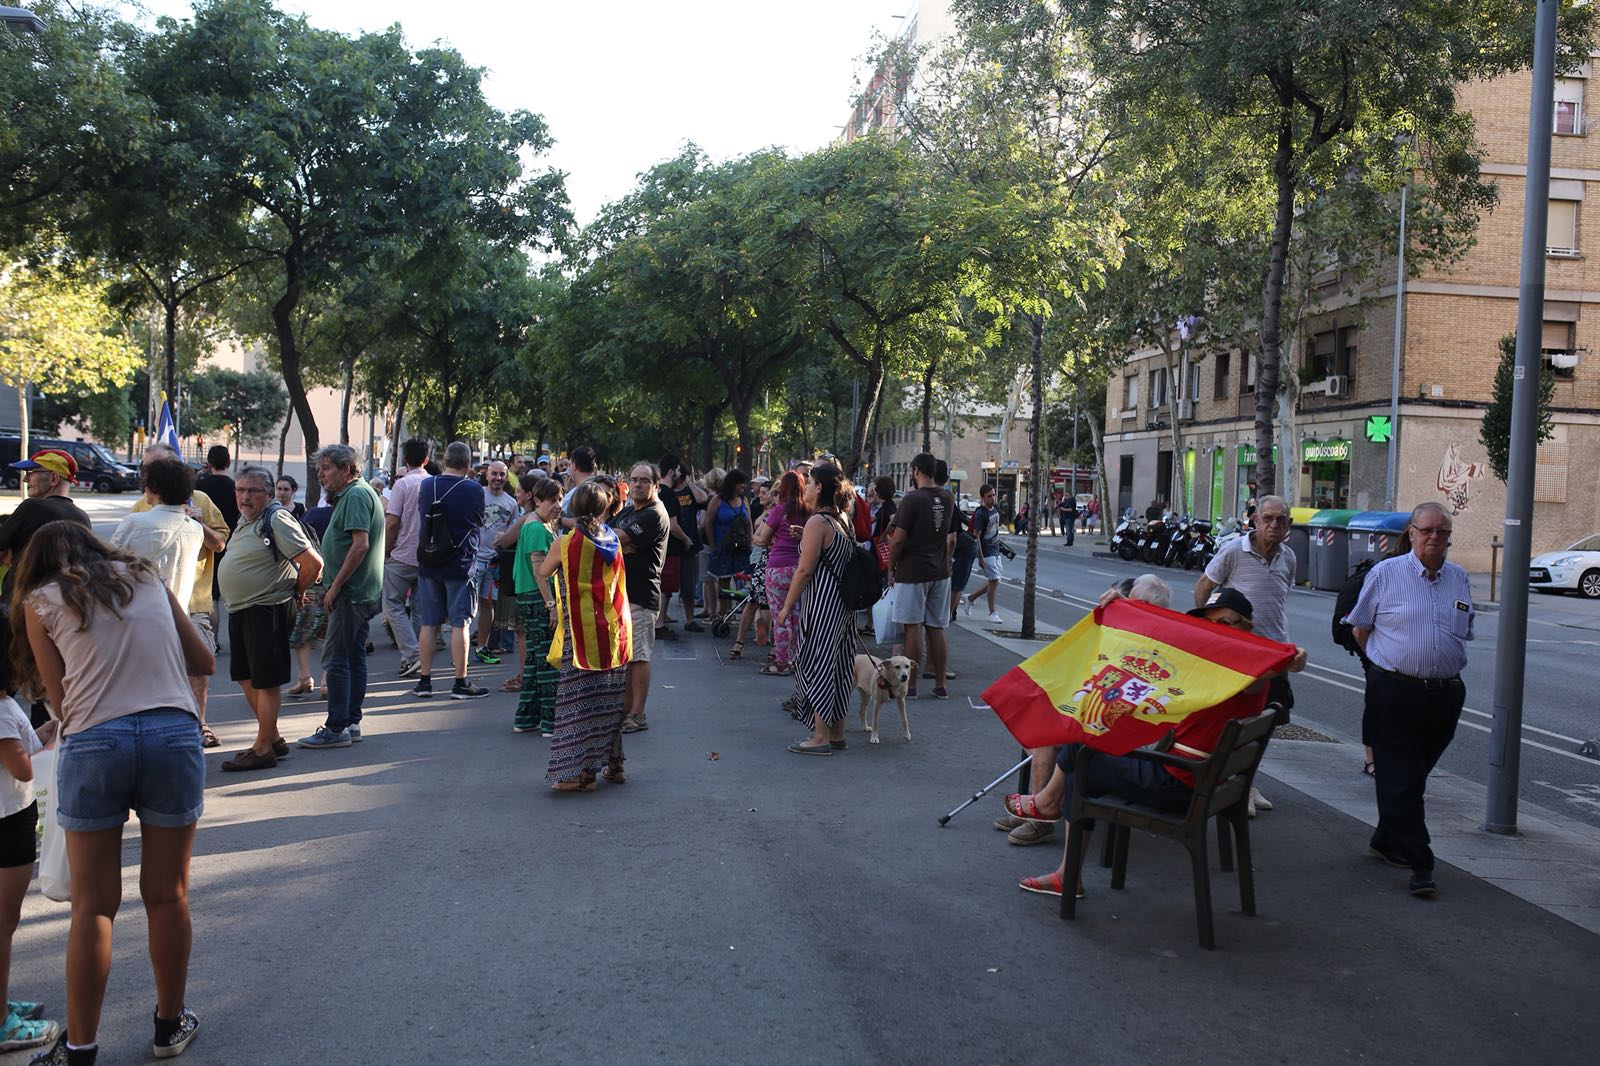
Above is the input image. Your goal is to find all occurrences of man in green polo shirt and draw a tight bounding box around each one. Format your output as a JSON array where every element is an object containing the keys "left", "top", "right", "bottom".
[{"left": 298, "top": 443, "right": 386, "bottom": 750}]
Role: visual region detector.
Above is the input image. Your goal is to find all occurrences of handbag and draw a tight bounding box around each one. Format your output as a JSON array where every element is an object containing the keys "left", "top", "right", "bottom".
[
  {"left": 996, "top": 540, "right": 1017, "bottom": 560},
  {"left": 34, "top": 748, "right": 70, "bottom": 902},
  {"left": 874, "top": 537, "right": 893, "bottom": 572},
  {"left": 871, "top": 596, "right": 901, "bottom": 644}
]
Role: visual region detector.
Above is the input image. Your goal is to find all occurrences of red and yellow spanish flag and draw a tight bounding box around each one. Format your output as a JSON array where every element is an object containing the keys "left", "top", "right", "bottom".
[
  {"left": 547, "top": 526, "right": 631, "bottom": 671},
  {"left": 981, "top": 599, "right": 1296, "bottom": 755}
]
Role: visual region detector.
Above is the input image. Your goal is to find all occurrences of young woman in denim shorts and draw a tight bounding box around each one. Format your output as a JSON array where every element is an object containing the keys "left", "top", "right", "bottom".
[{"left": 11, "top": 521, "right": 215, "bottom": 1065}]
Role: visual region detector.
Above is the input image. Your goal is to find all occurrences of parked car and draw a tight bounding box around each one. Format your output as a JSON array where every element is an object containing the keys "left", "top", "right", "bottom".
[
  {"left": 0, "top": 435, "right": 140, "bottom": 493},
  {"left": 1529, "top": 534, "right": 1600, "bottom": 598}
]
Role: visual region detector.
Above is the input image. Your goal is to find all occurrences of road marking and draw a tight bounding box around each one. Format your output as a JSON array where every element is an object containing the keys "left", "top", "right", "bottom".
[{"left": 1087, "top": 569, "right": 1114, "bottom": 577}]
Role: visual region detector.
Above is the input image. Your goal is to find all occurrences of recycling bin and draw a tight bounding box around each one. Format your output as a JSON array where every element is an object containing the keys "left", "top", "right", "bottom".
[
  {"left": 1287, "top": 507, "right": 1321, "bottom": 586},
  {"left": 1347, "top": 511, "right": 1411, "bottom": 570},
  {"left": 1307, "top": 509, "right": 1360, "bottom": 591}
]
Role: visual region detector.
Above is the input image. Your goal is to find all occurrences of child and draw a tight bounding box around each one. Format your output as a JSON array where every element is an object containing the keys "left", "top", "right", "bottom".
[{"left": 0, "top": 683, "right": 60, "bottom": 1053}]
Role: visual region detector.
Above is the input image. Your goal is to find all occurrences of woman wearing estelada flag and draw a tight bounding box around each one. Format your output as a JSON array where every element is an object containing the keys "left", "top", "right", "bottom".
[{"left": 983, "top": 589, "right": 1306, "bottom": 899}]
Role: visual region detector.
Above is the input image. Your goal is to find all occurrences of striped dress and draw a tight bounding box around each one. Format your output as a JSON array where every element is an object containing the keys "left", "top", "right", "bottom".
[
  {"left": 793, "top": 517, "right": 858, "bottom": 729},
  {"left": 546, "top": 526, "right": 632, "bottom": 785}
]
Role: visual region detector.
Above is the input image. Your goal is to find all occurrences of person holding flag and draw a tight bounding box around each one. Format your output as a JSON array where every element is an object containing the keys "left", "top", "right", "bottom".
[
  {"left": 537, "top": 477, "right": 632, "bottom": 792},
  {"left": 981, "top": 589, "right": 1305, "bottom": 900}
]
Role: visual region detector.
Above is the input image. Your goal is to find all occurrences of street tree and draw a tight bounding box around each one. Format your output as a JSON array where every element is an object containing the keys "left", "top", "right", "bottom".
[
  {"left": 1480, "top": 333, "right": 1555, "bottom": 483},
  {"left": 0, "top": 257, "right": 142, "bottom": 464},
  {"left": 186, "top": 366, "right": 290, "bottom": 449}
]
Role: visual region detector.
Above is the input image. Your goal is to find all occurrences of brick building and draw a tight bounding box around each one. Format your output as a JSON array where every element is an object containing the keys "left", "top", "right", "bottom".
[{"left": 1101, "top": 57, "right": 1600, "bottom": 571}]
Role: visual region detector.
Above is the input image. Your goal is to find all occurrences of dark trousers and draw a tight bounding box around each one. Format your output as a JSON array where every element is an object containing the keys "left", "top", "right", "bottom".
[
  {"left": 1365, "top": 669, "right": 1465, "bottom": 872},
  {"left": 1267, "top": 675, "right": 1294, "bottom": 725},
  {"left": 1053, "top": 742, "right": 1192, "bottom": 829}
]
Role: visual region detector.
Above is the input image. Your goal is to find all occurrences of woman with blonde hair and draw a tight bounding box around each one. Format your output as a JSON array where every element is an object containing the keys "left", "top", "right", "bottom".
[
  {"left": 538, "top": 478, "right": 632, "bottom": 791},
  {"left": 775, "top": 464, "right": 859, "bottom": 755},
  {"left": 12, "top": 521, "right": 215, "bottom": 1062}
]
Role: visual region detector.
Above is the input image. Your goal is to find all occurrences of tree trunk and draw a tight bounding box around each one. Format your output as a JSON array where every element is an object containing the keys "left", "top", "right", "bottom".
[
  {"left": 276, "top": 411, "right": 291, "bottom": 478},
  {"left": 389, "top": 381, "right": 411, "bottom": 475},
  {"left": 921, "top": 356, "right": 937, "bottom": 453},
  {"left": 847, "top": 361, "right": 885, "bottom": 478},
  {"left": 1022, "top": 314, "right": 1044, "bottom": 640},
  {"left": 1255, "top": 104, "right": 1296, "bottom": 495},
  {"left": 866, "top": 378, "right": 888, "bottom": 476},
  {"left": 338, "top": 352, "right": 357, "bottom": 445},
  {"left": 828, "top": 397, "right": 839, "bottom": 458},
  {"left": 701, "top": 403, "right": 717, "bottom": 471},
  {"left": 1276, "top": 332, "right": 1301, "bottom": 503},
  {"left": 271, "top": 248, "right": 319, "bottom": 497},
  {"left": 1160, "top": 337, "right": 1189, "bottom": 511},
  {"left": 1086, "top": 405, "right": 1112, "bottom": 541},
  {"left": 733, "top": 399, "right": 755, "bottom": 473},
  {"left": 163, "top": 298, "right": 178, "bottom": 418}
]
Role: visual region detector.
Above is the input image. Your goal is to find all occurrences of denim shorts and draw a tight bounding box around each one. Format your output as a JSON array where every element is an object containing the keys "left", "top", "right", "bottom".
[
  {"left": 416, "top": 573, "right": 478, "bottom": 627},
  {"left": 56, "top": 709, "right": 205, "bottom": 832}
]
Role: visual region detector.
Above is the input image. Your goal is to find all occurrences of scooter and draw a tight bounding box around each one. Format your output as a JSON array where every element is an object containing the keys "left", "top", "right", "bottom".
[
  {"left": 1163, "top": 514, "right": 1193, "bottom": 568},
  {"left": 1187, "top": 518, "right": 1216, "bottom": 570},
  {"left": 1110, "top": 514, "right": 1143, "bottom": 561},
  {"left": 1213, "top": 516, "right": 1245, "bottom": 559},
  {"left": 1139, "top": 512, "right": 1176, "bottom": 565}
]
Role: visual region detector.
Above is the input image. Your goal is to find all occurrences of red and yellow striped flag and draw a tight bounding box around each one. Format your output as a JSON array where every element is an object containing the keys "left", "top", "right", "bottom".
[
  {"left": 981, "top": 599, "right": 1295, "bottom": 754},
  {"left": 547, "top": 527, "right": 631, "bottom": 671}
]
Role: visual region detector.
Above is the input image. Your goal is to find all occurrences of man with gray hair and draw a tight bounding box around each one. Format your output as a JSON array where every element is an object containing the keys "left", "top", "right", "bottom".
[
  {"left": 298, "top": 443, "right": 387, "bottom": 749},
  {"left": 412, "top": 441, "right": 489, "bottom": 700},
  {"left": 1347, "top": 501, "right": 1472, "bottom": 898},
  {"left": 1194, "top": 492, "right": 1297, "bottom": 814},
  {"left": 218, "top": 465, "right": 324, "bottom": 769}
]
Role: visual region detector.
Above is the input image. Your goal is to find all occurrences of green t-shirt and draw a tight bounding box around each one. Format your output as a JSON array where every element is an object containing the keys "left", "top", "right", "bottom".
[
  {"left": 321, "top": 479, "right": 385, "bottom": 604},
  {"left": 513, "top": 517, "right": 556, "bottom": 595},
  {"left": 218, "top": 507, "right": 315, "bottom": 610}
]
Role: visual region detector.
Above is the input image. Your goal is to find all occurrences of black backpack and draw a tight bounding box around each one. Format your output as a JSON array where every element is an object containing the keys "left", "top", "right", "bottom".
[
  {"left": 834, "top": 518, "right": 883, "bottom": 612},
  {"left": 259, "top": 501, "right": 321, "bottom": 564},
  {"left": 1331, "top": 558, "right": 1377, "bottom": 656},
  {"left": 418, "top": 477, "right": 468, "bottom": 569},
  {"left": 724, "top": 509, "right": 752, "bottom": 555}
]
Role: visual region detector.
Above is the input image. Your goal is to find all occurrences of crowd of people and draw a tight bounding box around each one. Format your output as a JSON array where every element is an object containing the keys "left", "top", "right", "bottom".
[{"left": 0, "top": 432, "right": 1472, "bottom": 1062}]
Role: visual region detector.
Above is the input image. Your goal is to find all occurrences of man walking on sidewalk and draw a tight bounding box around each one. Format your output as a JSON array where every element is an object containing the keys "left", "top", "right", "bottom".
[
  {"left": 1347, "top": 502, "right": 1472, "bottom": 899},
  {"left": 1193, "top": 493, "right": 1296, "bottom": 815},
  {"left": 887, "top": 453, "right": 956, "bottom": 701},
  {"left": 963, "top": 484, "right": 1005, "bottom": 623},
  {"left": 383, "top": 438, "right": 431, "bottom": 677},
  {"left": 412, "top": 441, "right": 490, "bottom": 701}
]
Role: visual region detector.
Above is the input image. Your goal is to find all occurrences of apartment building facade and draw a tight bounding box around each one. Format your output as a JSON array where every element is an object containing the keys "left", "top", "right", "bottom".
[{"left": 1101, "top": 59, "right": 1600, "bottom": 571}]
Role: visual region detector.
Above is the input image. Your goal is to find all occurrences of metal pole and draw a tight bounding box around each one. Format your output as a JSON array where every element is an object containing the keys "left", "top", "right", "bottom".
[
  {"left": 1486, "top": 0, "right": 1558, "bottom": 835},
  {"left": 1385, "top": 182, "right": 1408, "bottom": 510},
  {"left": 1070, "top": 386, "right": 1079, "bottom": 498}
]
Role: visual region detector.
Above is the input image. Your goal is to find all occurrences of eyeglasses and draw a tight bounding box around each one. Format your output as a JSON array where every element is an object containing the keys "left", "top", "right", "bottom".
[
  {"left": 1411, "top": 525, "right": 1452, "bottom": 538},
  {"left": 1258, "top": 514, "right": 1291, "bottom": 527}
]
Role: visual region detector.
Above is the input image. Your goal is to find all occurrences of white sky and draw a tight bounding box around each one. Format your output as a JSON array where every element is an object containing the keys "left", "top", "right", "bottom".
[{"left": 132, "top": 0, "right": 915, "bottom": 225}]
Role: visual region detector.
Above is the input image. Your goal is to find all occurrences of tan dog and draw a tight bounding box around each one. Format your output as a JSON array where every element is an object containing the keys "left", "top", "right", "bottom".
[{"left": 853, "top": 653, "right": 914, "bottom": 744}]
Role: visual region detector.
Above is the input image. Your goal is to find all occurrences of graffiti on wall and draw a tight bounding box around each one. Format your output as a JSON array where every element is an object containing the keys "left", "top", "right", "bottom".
[{"left": 1436, "top": 442, "right": 1486, "bottom": 515}]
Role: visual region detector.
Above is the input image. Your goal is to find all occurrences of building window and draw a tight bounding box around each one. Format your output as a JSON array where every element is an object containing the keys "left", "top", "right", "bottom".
[
  {"left": 1188, "top": 359, "right": 1201, "bottom": 401},
  {"left": 1149, "top": 366, "right": 1168, "bottom": 409},
  {"left": 1123, "top": 374, "right": 1138, "bottom": 413},
  {"left": 1541, "top": 320, "right": 1578, "bottom": 378},
  {"left": 1241, "top": 354, "right": 1256, "bottom": 395},
  {"left": 1556, "top": 79, "right": 1585, "bottom": 135},
  {"left": 1548, "top": 198, "right": 1580, "bottom": 255},
  {"left": 1214, "top": 351, "right": 1230, "bottom": 399},
  {"left": 1309, "top": 326, "right": 1358, "bottom": 379}
]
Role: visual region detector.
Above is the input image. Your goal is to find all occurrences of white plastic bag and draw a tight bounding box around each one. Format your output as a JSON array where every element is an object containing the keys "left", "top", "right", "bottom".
[
  {"left": 872, "top": 596, "right": 901, "bottom": 645},
  {"left": 33, "top": 748, "right": 70, "bottom": 902}
]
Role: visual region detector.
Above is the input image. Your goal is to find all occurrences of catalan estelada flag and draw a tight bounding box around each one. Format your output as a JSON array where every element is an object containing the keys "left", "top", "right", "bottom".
[
  {"left": 981, "top": 599, "right": 1296, "bottom": 755},
  {"left": 547, "top": 526, "right": 631, "bottom": 671}
]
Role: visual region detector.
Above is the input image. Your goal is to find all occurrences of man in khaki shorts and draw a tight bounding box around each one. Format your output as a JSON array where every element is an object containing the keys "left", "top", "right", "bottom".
[{"left": 613, "top": 463, "right": 670, "bottom": 733}]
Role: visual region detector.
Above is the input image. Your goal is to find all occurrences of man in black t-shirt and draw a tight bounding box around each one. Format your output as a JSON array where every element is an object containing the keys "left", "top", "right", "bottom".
[
  {"left": 614, "top": 462, "right": 670, "bottom": 733},
  {"left": 887, "top": 453, "right": 957, "bottom": 699},
  {"left": 660, "top": 454, "right": 708, "bottom": 631},
  {"left": 195, "top": 444, "right": 239, "bottom": 621}
]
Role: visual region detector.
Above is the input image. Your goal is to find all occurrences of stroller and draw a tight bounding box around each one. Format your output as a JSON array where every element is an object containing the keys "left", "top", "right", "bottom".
[{"left": 709, "top": 568, "right": 754, "bottom": 638}]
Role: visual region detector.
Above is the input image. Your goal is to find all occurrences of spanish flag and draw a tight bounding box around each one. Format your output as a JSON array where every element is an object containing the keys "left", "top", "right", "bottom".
[
  {"left": 981, "top": 599, "right": 1295, "bottom": 755},
  {"left": 547, "top": 526, "right": 632, "bottom": 671}
]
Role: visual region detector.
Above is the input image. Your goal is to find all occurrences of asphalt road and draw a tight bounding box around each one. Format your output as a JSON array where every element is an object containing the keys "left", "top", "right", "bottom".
[{"left": 991, "top": 534, "right": 1600, "bottom": 833}]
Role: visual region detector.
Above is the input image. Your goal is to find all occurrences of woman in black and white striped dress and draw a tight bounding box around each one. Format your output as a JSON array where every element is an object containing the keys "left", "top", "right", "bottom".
[{"left": 775, "top": 463, "right": 858, "bottom": 755}]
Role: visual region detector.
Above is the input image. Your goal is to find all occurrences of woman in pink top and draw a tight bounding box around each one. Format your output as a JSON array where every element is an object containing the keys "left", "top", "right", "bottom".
[
  {"left": 753, "top": 471, "right": 808, "bottom": 675},
  {"left": 12, "top": 521, "right": 215, "bottom": 1062}
]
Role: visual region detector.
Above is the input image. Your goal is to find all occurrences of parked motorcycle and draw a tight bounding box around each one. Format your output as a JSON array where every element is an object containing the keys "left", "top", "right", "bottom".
[
  {"left": 1187, "top": 518, "right": 1216, "bottom": 570},
  {"left": 1110, "top": 514, "right": 1144, "bottom": 561},
  {"left": 1139, "top": 512, "right": 1177, "bottom": 564},
  {"left": 1213, "top": 516, "right": 1245, "bottom": 559},
  {"left": 1163, "top": 514, "right": 1193, "bottom": 568}
]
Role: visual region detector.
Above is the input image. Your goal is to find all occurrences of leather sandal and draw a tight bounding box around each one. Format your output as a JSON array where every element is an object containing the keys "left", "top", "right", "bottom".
[
  {"left": 1018, "top": 871, "right": 1086, "bottom": 899},
  {"left": 1004, "top": 793, "right": 1058, "bottom": 821},
  {"left": 201, "top": 727, "right": 220, "bottom": 749},
  {"left": 602, "top": 761, "right": 626, "bottom": 784},
  {"left": 551, "top": 774, "right": 597, "bottom": 792},
  {"left": 728, "top": 641, "right": 744, "bottom": 660}
]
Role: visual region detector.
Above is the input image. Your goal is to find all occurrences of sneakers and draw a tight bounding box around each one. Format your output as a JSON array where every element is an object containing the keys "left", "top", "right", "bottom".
[
  {"left": 348, "top": 723, "right": 362, "bottom": 742},
  {"left": 1408, "top": 872, "right": 1438, "bottom": 897},
  {"left": 220, "top": 748, "right": 277, "bottom": 772},
  {"left": 152, "top": 1006, "right": 198, "bottom": 1059},
  {"left": 296, "top": 726, "right": 351, "bottom": 749},
  {"left": 451, "top": 680, "right": 490, "bottom": 700},
  {"left": 8, "top": 1001, "right": 45, "bottom": 1022},
  {"left": 397, "top": 657, "right": 420, "bottom": 678},
  {"left": 27, "top": 1034, "right": 79, "bottom": 1065},
  {"left": 1, "top": 1010, "right": 59, "bottom": 1052},
  {"left": 472, "top": 645, "right": 501, "bottom": 665},
  {"left": 620, "top": 715, "right": 649, "bottom": 733},
  {"left": 931, "top": 686, "right": 949, "bottom": 700},
  {"left": 412, "top": 676, "right": 434, "bottom": 699},
  {"left": 272, "top": 738, "right": 290, "bottom": 758},
  {"left": 962, "top": 596, "right": 973, "bottom": 617},
  {"left": 1007, "top": 819, "right": 1057, "bottom": 846},
  {"left": 986, "top": 612, "right": 1004, "bottom": 624}
]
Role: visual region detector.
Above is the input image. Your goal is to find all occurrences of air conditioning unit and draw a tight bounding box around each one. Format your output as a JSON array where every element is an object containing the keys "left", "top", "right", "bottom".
[
  {"left": 1176, "top": 398, "right": 1196, "bottom": 421},
  {"left": 1324, "top": 375, "right": 1349, "bottom": 397}
]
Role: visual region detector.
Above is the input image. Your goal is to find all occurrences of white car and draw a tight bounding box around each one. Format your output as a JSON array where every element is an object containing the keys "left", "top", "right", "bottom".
[{"left": 1529, "top": 534, "right": 1600, "bottom": 598}]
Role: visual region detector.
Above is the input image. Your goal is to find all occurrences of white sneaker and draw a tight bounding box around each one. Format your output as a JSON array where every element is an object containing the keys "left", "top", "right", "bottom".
[
  {"left": 1250, "top": 786, "right": 1273, "bottom": 812},
  {"left": 987, "top": 612, "right": 1004, "bottom": 624},
  {"left": 962, "top": 596, "right": 973, "bottom": 617}
]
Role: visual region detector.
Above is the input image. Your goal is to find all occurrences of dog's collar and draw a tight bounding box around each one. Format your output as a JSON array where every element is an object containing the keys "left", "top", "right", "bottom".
[{"left": 877, "top": 678, "right": 892, "bottom": 690}]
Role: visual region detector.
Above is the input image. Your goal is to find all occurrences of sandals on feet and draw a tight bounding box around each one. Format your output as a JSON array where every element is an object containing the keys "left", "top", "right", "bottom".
[
  {"left": 200, "top": 727, "right": 220, "bottom": 749},
  {"left": 728, "top": 641, "right": 744, "bottom": 660},
  {"left": 1004, "top": 793, "right": 1058, "bottom": 821},
  {"left": 501, "top": 676, "right": 521, "bottom": 693},
  {"left": 1018, "top": 871, "right": 1086, "bottom": 899},
  {"left": 602, "top": 761, "right": 626, "bottom": 783},
  {"left": 551, "top": 774, "right": 597, "bottom": 792},
  {"left": 758, "top": 662, "right": 788, "bottom": 676}
]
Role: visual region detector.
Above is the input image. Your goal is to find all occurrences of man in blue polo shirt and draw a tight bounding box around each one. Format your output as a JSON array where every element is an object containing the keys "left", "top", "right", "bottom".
[{"left": 411, "top": 441, "right": 489, "bottom": 700}]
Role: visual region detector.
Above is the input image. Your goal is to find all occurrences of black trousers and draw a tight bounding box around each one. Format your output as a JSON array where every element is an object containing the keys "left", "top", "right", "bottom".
[
  {"left": 1267, "top": 675, "right": 1294, "bottom": 726},
  {"left": 1365, "top": 669, "right": 1465, "bottom": 872}
]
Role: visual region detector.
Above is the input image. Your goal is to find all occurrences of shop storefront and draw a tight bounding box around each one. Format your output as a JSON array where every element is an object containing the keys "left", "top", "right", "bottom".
[
  {"left": 1300, "top": 437, "right": 1351, "bottom": 509},
  {"left": 1210, "top": 448, "right": 1225, "bottom": 519},
  {"left": 1236, "top": 443, "right": 1277, "bottom": 517}
]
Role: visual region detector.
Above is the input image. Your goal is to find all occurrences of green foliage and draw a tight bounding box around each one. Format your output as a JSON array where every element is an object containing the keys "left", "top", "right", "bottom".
[
  {"left": 186, "top": 367, "right": 289, "bottom": 448},
  {"left": 1479, "top": 333, "right": 1555, "bottom": 483}
]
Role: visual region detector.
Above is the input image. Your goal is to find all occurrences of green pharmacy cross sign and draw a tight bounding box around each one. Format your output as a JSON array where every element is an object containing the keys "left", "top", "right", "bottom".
[{"left": 1364, "top": 415, "right": 1393, "bottom": 444}]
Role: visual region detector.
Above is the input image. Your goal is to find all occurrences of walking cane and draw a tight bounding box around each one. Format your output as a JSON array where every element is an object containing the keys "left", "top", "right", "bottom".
[{"left": 938, "top": 755, "right": 1033, "bottom": 826}]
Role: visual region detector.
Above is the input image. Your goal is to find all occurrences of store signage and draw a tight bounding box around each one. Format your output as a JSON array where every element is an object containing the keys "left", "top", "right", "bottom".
[
  {"left": 1236, "top": 444, "right": 1279, "bottom": 465},
  {"left": 1364, "top": 415, "right": 1392, "bottom": 443},
  {"left": 1302, "top": 438, "right": 1351, "bottom": 463}
]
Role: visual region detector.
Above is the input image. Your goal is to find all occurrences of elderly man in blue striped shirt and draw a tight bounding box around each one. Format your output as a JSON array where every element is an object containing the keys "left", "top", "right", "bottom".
[{"left": 1347, "top": 501, "right": 1473, "bottom": 898}]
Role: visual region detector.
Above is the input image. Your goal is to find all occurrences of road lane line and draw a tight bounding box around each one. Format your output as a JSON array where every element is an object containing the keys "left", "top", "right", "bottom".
[{"left": 1087, "top": 569, "right": 1114, "bottom": 576}]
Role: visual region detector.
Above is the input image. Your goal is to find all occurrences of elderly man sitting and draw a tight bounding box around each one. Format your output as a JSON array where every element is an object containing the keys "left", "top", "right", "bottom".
[{"left": 1005, "top": 587, "right": 1307, "bottom": 899}]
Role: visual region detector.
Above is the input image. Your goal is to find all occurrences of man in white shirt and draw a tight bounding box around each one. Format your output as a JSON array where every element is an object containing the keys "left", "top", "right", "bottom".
[
  {"left": 110, "top": 454, "right": 204, "bottom": 607},
  {"left": 383, "top": 439, "right": 431, "bottom": 676},
  {"left": 473, "top": 460, "right": 519, "bottom": 665}
]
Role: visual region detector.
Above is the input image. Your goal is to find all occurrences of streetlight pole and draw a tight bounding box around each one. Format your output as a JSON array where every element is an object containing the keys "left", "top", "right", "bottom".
[
  {"left": 1384, "top": 182, "right": 1407, "bottom": 511},
  {"left": 1486, "top": 0, "right": 1558, "bottom": 835}
]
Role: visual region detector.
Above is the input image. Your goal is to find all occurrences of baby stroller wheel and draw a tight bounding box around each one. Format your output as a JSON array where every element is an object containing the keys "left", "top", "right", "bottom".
[{"left": 712, "top": 619, "right": 731, "bottom": 639}]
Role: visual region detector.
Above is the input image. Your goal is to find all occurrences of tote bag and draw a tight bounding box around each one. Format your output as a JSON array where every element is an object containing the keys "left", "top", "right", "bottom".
[{"left": 33, "top": 748, "right": 70, "bottom": 902}]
